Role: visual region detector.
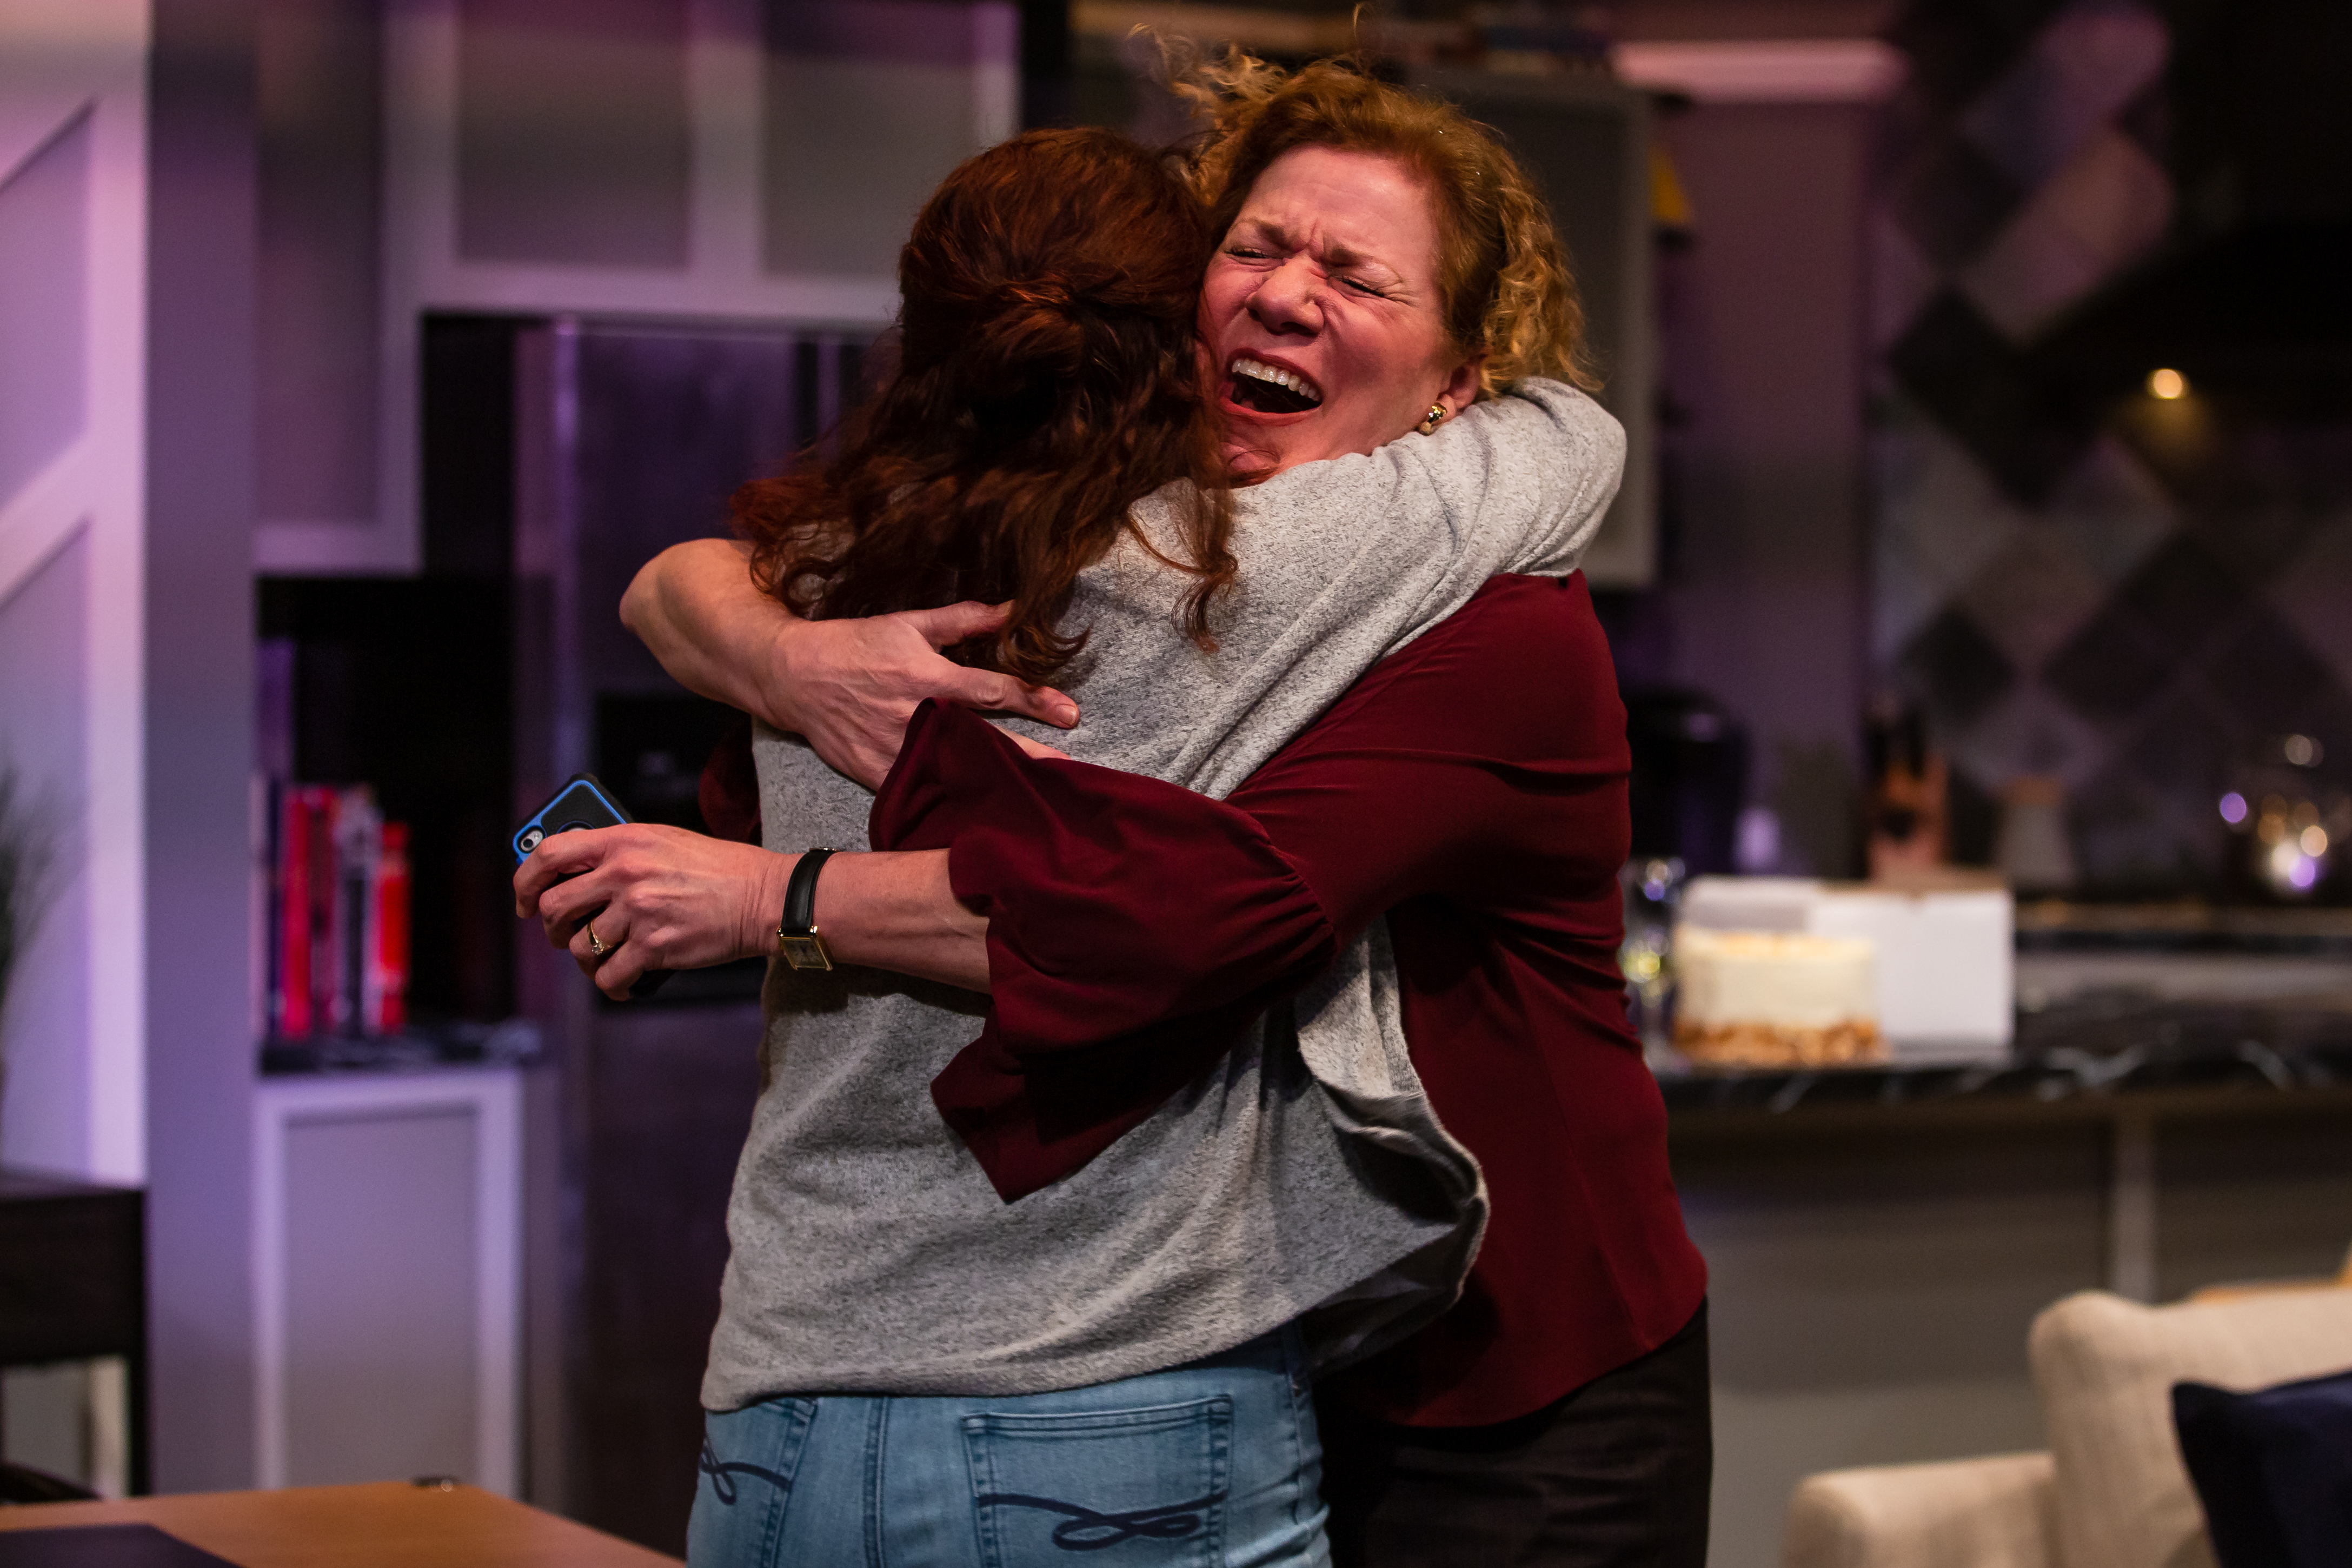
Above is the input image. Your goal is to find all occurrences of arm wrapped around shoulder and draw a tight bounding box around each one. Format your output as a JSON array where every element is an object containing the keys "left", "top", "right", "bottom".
[{"left": 871, "top": 700, "right": 1337, "bottom": 1198}]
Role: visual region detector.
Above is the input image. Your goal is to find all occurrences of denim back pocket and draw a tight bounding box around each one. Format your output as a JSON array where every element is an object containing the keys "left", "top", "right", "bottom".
[
  {"left": 962, "top": 1396, "right": 1233, "bottom": 1566},
  {"left": 688, "top": 1396, "right": 818, "bottom": 1568}
]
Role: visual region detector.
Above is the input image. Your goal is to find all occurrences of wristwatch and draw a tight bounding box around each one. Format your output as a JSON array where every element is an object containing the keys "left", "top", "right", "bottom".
[{"left": 778, "top": 847, "right": 838, "bottom": 971}]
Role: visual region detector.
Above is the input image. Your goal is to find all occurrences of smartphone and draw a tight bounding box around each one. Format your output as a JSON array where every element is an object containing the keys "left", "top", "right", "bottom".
[{"left": 513, "top": 773, "right": 670, "bottom": 998}]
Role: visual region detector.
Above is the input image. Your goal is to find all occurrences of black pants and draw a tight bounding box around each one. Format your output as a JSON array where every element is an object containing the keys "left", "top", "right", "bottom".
[{"left": 1318, "top": 1301, "right": 1712, "bottom": 1568}]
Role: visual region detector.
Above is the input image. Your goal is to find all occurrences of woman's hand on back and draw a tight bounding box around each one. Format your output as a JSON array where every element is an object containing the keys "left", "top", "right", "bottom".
[
  {"left": 622, "top": 539, "right": 1080, "bottom": 790},
  {"left": 776, "top": 601, "right": 1079, "bottom": 788}
]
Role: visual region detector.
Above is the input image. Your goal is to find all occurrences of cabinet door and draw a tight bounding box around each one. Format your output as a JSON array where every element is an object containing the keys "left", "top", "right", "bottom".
[
  {"left": 1406, "top": 67, "right": 1658, "bottom": 588},
  {"left": 254, "top": 1071, "right": 521, "bottom": 1494},
  {"left": 251, "top": 0, "right": 389, "bottom": 567},
  {"left": 261, "top": 0, "right": 1016, "bottom": 574},
  {"left": 0, "top": 0, "right": 148, "bottom": 1184}
]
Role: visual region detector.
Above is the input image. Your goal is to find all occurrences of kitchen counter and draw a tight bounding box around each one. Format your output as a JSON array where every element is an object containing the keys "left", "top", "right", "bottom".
[
  {"left": 1660, "top": 997, "right": 2352, "bottom": 1119},
  {"left": 1663, "top": 903, "right": 2352, "bottom": 1120},
  {"left": 1656, "top": 905, "right": 2352, "bottom": 1568}
]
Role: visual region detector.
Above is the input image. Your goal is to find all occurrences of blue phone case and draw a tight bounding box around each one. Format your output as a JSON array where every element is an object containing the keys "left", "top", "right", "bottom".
[
  {"left": 512, "top": 773, "right": 633, "bottom": 864},
  {"left": 513, "top": 773, "right": 670, "bottom": 998}
]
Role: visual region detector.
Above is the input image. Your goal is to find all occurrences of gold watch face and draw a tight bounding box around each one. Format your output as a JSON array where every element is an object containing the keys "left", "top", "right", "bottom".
[{"left": 779, "top": 933, "right": 833, "bottom": 972}]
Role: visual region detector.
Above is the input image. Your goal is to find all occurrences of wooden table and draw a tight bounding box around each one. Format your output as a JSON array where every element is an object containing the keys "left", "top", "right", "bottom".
[{"left": 0, "top": 1482, "right": 680, "bottom": 1566}]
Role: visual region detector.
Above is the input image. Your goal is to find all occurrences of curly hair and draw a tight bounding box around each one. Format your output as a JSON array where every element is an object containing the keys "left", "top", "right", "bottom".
[
  {"left": 1173, "top": 50, "right": 1596, "bottom": 398},
  {"left": 732, "top": 128, "right": 1235, "bottom": 682}
]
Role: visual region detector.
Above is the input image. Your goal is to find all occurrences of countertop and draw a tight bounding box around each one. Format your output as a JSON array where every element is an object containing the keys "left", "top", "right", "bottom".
[{"left": 1662, "top": 902, "right": 2352, "bottom": 1120}]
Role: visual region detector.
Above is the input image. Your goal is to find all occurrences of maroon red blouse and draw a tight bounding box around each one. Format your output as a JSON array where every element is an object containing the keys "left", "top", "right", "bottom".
[{"left": 869, "top": 573, "right": 1707, "bottom": 1429}]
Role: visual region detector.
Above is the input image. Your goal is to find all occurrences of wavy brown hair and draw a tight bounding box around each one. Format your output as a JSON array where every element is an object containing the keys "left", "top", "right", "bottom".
[
  {"left": 1174, "top": 50, "right": 1596, "bottom": 397},
  {"left": 733, "top": 129, "right": 1235, "bottom": 682}
]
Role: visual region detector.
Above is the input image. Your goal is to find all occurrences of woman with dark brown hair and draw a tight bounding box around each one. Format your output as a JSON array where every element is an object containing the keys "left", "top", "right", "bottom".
[
  {"left": 519, "top": 107, "right": 1625, "bottom": 1567},
  {"left": 743, "top": 125, "right": 1238, "bottom": 688}
]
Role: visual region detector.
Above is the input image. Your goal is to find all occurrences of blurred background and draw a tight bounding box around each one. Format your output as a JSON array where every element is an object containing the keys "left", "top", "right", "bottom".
[{"left": 0, "top": 2, "right": 2347, "bottom": 1563}]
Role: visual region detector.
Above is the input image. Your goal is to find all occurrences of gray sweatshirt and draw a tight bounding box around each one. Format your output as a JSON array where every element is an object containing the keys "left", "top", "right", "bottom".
[{"left": 703, "top": 379, "right": 1624, "bottom": 1409}]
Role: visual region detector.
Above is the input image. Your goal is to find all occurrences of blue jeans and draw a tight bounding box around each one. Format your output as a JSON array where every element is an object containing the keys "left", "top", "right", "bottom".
[{"left": 688, "top": 1326, "right": 1330, "bottom": 1567}]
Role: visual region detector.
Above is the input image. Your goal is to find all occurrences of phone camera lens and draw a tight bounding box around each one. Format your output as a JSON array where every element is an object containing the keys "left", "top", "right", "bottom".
[{"left": 519, "top": 827, "right": 545, "bottom": 853}]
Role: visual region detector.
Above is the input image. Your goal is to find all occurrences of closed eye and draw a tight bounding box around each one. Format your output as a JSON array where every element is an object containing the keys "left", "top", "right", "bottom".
[{"left": 1342, "top": 277, "right": 1386, "bottom": 298}]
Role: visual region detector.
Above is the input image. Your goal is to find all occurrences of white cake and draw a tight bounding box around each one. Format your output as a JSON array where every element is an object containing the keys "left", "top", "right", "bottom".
[
  {"left": 1679, "top": 876, "right": 2015, "bottom": 1061},
  {"left": 1672, "top": 926, "right": 1885, "bottom": 1067}
]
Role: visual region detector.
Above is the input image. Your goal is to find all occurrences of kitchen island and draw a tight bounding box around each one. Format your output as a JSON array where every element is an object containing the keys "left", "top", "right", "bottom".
[{"left": 1666, "top": 905, "right": 2352, "bottom": 1568}]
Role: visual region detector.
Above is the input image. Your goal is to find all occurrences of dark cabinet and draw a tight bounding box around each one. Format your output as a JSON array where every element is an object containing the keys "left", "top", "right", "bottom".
[{"left": 0, "top": 1169, "right": 147, "bottom": 1494}]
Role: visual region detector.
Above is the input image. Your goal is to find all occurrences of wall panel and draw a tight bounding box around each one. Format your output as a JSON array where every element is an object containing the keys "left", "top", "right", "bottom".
[
  {"left": 0, "top": 0, "right": 149, "bottom": 1196},
  {"left": 257, "top": 0, "right": 382, "bottom": 527},
  {"left": 0, "top": 110, "right": 89, "bottom": 510},
  {"left": 0, "top": 528, "right": 91, "bottom": 1173},
  {"left": 455, "top": 0, "right": 690, "bottom": 266}
]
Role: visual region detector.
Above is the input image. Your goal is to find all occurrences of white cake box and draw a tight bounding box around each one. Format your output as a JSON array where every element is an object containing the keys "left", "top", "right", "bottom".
[{"left": 1679, "top": 875, "right": 2015, "bottom": 1062}]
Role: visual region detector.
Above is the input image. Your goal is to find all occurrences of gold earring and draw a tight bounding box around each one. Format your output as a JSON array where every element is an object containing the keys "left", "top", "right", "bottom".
[{"left": 1418, "top": 403, "right": 1448, "bottom": 435}]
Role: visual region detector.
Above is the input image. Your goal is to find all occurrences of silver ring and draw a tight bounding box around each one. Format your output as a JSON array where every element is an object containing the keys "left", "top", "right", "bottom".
[{"left": 587, "top": 927, "right": 608, "bottom": 958}]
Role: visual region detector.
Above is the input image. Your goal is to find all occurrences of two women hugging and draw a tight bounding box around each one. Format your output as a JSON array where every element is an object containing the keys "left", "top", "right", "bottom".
[{"left": 516, "top": 49, "right": 1709, "bottom": 1568}]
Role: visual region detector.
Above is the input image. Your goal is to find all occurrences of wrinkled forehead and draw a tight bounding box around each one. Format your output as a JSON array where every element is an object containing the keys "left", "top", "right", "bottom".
[{"left": 1227, "top": 145, "right": 1443, "bottom": 282}]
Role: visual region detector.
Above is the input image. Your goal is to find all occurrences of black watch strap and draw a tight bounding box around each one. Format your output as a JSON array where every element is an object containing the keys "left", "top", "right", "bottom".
[{"left": 778, "top": 847, "right": 838, "bottom": 971}]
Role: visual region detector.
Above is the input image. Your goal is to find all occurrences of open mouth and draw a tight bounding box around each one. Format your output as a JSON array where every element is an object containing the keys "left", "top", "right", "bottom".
[{"left": 1227, "top": 356, "right": 1323, "bottom": 416}]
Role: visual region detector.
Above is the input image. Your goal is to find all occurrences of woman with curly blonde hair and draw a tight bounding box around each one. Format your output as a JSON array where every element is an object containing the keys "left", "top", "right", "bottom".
[
  {"left": 587, "top": 54, "right": 1703, "bottom": 1568},
  {"left": 1155, "top": 56, "right": 1711, "bottom": 1568},
  {"left": 1179, "top": 49, "right": 1596, "bottom": 399}
]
